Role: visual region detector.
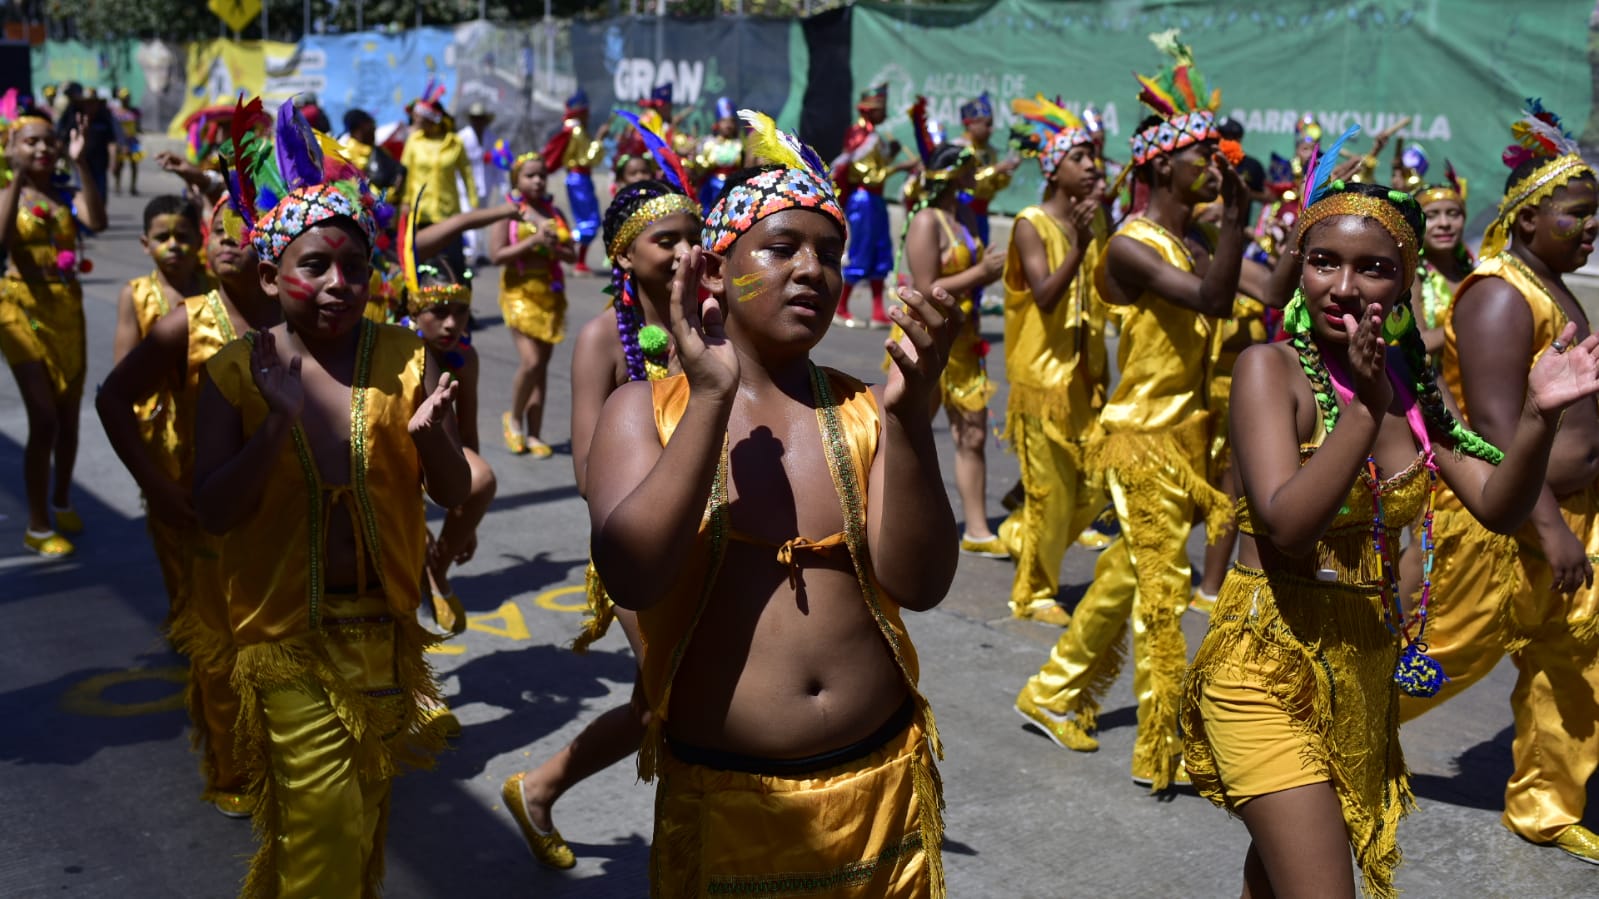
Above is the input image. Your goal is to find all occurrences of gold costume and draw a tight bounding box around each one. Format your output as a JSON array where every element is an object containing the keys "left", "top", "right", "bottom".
[
  {"left": 635, "top": 366, "right": 946, "bottom": 899},
  {"left": 127, "top": 273, "right": 187, "bottom": 609},
  {"left": 1018, "top": 216, "right": 1228, "bottom": 791},
  {"left": 1209, "top": 294, "right": 1268, "bottom": 477},
  {"left": 399, "top": 132, "right": 475, "bottom": 223},
  {"left": 337, "top": 136, "right": 375, "bottom": 175},
  {"left": 499, "top": 216, "right": 571, "bottom": 344},
  {"left": 886, "top": 210, "right": 992, "bottom": 412},
  {"left": 1183, "top": 441, "right": 1430, "bottom": 899},
  {"left": 560, "top": 118, "right": 606, "bottom": 172},
  {"left": 0, "top": 201, "right": 84, "bottom": 398},
  {"left": 964, "top": 140, "right": 1012, "bottom": 207},
  {"left": 995, "top": 206, "right": 1109, "bottom": 612},
  {"left": 1413, "top": 252, "right": 1599, "bottom": 842},
  {"left": 207, "top": 321, "right": 442, "bottom": 897},
  {"left": 162, "top": 290, "right": 250, "bottom": 808}
]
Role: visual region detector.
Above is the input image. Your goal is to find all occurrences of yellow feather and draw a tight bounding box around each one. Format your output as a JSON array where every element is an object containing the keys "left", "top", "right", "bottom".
[{"left": 738, "top": 109, "right": 805, "bottom": 170}]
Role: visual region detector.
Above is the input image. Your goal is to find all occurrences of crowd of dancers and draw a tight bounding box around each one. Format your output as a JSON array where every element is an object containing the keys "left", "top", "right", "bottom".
[{"left": 6, "top": 28, "right": 1599, "bottom": 898}]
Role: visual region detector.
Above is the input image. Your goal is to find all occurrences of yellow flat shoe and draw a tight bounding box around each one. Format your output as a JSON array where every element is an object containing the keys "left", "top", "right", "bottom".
[
  {"left": 1014, "top": 600, "right": 1070, "bottom": 627},
  {"left": 1549, "top": 824, "right": 1599, "bottom": 865},
  {"left": 1075, "top": 529, "right": 1112, "bottom": 551},
  {"left": 527, "top": 439, "right": 555, "bottom": 459},
  {"left": 1132, "top": 760, "right": 1191, "bottom": 790},
  {"left": 1189, "top": 589, "right": 1218, "bottom": 615},
  {"left": 52, "top": 507, "right": 83, "bottom": 535},
  {"left": 503, "top": 773, "right": 576, "bottom": 869},
  {"left": 960, "top": 533, "right": 1010, "bottom": 559},
  {"left": 23, "top": 530, "right": 74, "bottom": 558},
  {"left": 420, "top": 701, "right": 462, "bottom": 740},
  {"left": 432, "top": 592, "right": 467, "bottom": 636},
  {"left": 502, "top": 412, "right": 529, "bottom": 455},
  {"left": 212, "top": 792, "right": 256, "bottom": 819},
  {"left": 1014, "top": 691, "right": 1098, "bottom": 752}
]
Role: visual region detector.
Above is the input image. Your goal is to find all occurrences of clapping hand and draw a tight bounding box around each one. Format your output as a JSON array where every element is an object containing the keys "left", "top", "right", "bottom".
[
  {"left": 250, "top": 330, "right": 305, "bottom": 419},
  {"left": 409, "top": 372, "right": 460, "bottom": 436},
  {"left": 1345, "top": 303, "right": 1392, "bottom": 414},
  {"left": 1529, "top": 322, "right": 1599, "bottom": 422}
]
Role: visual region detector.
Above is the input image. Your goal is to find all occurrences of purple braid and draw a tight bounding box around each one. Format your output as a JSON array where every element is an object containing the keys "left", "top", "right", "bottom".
[{"left": 612, "top": 267, "right": 647, "bottom": 382}]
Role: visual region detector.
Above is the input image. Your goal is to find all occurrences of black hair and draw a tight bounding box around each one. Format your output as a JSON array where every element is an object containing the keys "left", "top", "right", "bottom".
[
  {"left": 343, "top": 108, "right": 374, "bottom": 134},
  {"left": 603, "top": 178, "right": 691, "bottom": 382},
  {"left": 1218, "top": 117, "right": 1245, "bottom": 141},
  {"left": 927, "top": 142, "right": 968, "bottom": 172},
  {"left": 416, "top": 254, "right": 462, "bottom": 291},
  {"left": 142, "top": 195, "right": 199, "bottom": 234}
]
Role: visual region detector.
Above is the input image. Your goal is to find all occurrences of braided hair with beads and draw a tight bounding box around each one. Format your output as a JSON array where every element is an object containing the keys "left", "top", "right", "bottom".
[
  {"left": 1285, "top": 180, "right": 1503, "bottom": 464},
  {"left": 601, "top": 178, "right": 698, "bottom": 382}
]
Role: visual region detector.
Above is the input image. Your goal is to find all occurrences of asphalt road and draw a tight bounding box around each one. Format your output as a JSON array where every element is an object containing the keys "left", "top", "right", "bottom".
[{"left": 1, "top": 158, "right": 1595, "bottom": 898}]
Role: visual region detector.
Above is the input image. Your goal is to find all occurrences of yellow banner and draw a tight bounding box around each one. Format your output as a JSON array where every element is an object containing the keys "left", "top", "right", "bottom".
[
  {"left": 208, "top": 0, "right": 261, "bottom": 35},
  {"left": 167, "top": 39, "right": 297, "bottom": 139}
]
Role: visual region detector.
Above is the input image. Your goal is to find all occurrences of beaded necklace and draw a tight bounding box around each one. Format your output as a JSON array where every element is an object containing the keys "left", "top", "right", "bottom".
[{"left": 1292, "top": 332, "right": 1449, "bottom": 698}]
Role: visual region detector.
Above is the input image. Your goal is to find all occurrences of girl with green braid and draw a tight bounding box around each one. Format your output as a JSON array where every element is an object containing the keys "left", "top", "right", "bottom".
[
  {"left": 894, "top": 140, "right": 1005, "bottom": 556},
  {"left": 1180, "top": 177, "right": 1599, "bottom": 899}
]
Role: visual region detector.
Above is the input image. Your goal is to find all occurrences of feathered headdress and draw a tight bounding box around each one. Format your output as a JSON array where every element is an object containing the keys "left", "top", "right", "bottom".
[
  {"left": 1299, "top": 123, "right": 1361, "bottom": 210},
  {"left": 1482, "top": 99, "right": 1593, "bottom": 258},
  {"left": 615, "top": 109, "right": 692, "bottom": 195},
  {"left": 1010, "top": 94, "right": 1093, "bottom": 176},
  {"left": 1128, "top": 30, "right": 1222, "bottom": 167},
  {"left": 702, "top": 110, "right": 845, "bottom": 255},
  {"left": 1291, "top": 122, "right": 1423, "bottom": 284},
  {"left": 243, "top": 99, "right": 380, "bottom": 266},
  {"left": 908, "top": 96, "right": 938, "bottom": 168}
]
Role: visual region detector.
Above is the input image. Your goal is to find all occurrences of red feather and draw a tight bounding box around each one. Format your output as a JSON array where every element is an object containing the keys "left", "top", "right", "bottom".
[
  {"left": 542, "top": 127, "right": 573, "bottom": 174},
  {"left": 908, "top": 95, "right": 935, "bottom": 166},
  {"left": 1172, "top": 66, "right": 1198, "bottom": 110},
  {"left": 231, "top": 96, "right": 263, "bottom": 222}
]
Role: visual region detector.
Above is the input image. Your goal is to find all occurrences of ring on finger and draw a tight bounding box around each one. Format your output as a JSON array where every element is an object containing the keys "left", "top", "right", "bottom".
[{"left": 1553, "top": 338, "right": 1570, "bottom": 353}]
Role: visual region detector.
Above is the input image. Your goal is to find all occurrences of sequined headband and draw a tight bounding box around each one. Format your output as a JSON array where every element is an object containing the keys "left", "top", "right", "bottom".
[
  {"left": 252, "top": 181, "right": 379, "bottom": 266},
  {"left": 406, "top": 282, "right": 472, "bottom": 315},
  {"left": 1481, "top": 153, "right": 1594, "bottom": 259},
  {"left": 1413, "top": 186, "right": 1464, "bottom": 209},
  {"left": 608, "top": 193, "right": 701, "bottom": 258},
  {"left": 703, "top": 167, "right": 846, "bottom": 255},
  {"left": 1130, "top": 110, "right": 1219, "bottom": 167},
  {"left": 1296, "top": 191, "right": 1420, "bottom": 284},
  {"left": 1041, "top": 128, "right": 1095, "bottom": 177}
]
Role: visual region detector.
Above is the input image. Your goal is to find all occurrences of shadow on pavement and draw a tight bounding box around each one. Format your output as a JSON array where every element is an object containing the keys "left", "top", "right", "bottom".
[{"left": 0, "top": 651, "right": 189, "bottom": 765}]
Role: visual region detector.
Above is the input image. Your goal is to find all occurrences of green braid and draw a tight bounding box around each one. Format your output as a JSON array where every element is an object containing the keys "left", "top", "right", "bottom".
[{"left": 1392, "top": 312, "right": 1505, "bottom": 464}]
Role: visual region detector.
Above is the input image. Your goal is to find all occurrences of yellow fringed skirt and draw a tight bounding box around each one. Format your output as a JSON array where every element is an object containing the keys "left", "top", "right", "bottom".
[
  {"left": 651, "top": 718, "right": 945, "bottom": 899},
  {"left": 0, "top": 276, "right": 85, "bottom": 398},
  {"left": 500, "top": 267, "right": 567, "bottom": 345},
  {"left": 1182, "top": 565, "right": 1410, "bottom": 899}
]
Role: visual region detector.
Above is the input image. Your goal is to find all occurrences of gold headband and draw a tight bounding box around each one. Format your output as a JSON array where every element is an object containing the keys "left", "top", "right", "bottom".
[
  {"left": 406, "top": 282, "right": 472, "bottom": 315},
  {"left": 514, "top": 150, "right": 541, "bottom": 170},
  {"left": 1413, "top": 186, "right": 1464, "bottom": 209},
  {"left": 608, "top": 193, "right": 701, "bottom": 258},
  {"left": 1297, "top": 193, "right": 1420, "bottom": 284},
  {"left": 1481, "top": 153, "right": 1594, "bottom": 259}
]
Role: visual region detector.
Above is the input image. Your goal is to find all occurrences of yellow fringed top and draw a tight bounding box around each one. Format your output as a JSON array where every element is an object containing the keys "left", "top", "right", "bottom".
[
  {"left": 1094, "top": 216, "right": 1220, "bottom": 433},
  {"left": 1441, "top": 252, "right": 1566, "bottom": 420},
  {"left": 632, "top": 366, "right": 939, "bottom": 780},
  {"left": 206, "top": 321, "right": 430, "bottom": 646},
  {"left": 1002, "top": 205, "right": 1108, "bottom": 433}
]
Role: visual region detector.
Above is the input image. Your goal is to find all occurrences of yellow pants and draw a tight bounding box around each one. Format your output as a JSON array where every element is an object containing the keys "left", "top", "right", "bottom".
[
  {"left": 998, "top": 414, "right": 1103, "bottom": 613},
  {"left": 1018, "top": 466, "right": 1192, "bottom": 788},
  {"left": 651, "top": 721, "right": 944, "bottom": 899}
]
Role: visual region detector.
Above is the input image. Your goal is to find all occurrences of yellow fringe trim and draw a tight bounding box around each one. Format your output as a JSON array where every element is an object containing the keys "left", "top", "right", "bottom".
[
  {"left": 1086, "top": 415, "right": 1233, "bottom": 541},
  {"left": 236, "top": 616, "right": 445, "bottom": 899},
  {"left": 1004, "top": 382, "right": 1086, "bottom": 430},
  {"left": 913, "top": 749, "right": 948, "bottom": 899},
  {"left": 571, "top": 560, "right": 615, "bottom": 654},
  {"left": 1184, "top": 569, "right": 1410, "bottom": 899},
  {"left": 167, "top": 603, "right": 237, "bottom": 794}
]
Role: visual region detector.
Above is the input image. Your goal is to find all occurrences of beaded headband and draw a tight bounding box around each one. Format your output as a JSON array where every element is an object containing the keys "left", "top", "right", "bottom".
[
  {"left": 406, "top": 282, "right": 472, "bottom": 314},
  {"left": 608, "top": 192, "right": 701, "bottom": 257},
  {"left": 1481, "top": 154, "right": 1593, "bottom": 259},
  {"left": 253, "top": 181, "right": 378, "bottom": 266},
  {"left": 703, "top": 110, "right": 845, "bottom": 255},
  {"left": 1010, "top": 94, "right": 1094, "bottom": 177},
  {"left": 1297, "top": 190, "right": 1421, "bottom": 284},
  {"left": 1130, "top": 110, "right": 1219, "bottom": 166},
  {"left": 1041, "top": 128, "right": 1094, "bottom": 176}
]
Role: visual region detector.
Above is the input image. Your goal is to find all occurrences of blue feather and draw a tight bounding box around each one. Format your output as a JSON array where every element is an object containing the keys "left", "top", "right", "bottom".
[
  {"left": 614, "top": 110, "right": 691, "bottom": 194},
  {"left": 275, "top": 100, "right": 324, "bottom": 192},
  {"left": 1304, "top": 124, "right": 1360, "bottom": 208}
]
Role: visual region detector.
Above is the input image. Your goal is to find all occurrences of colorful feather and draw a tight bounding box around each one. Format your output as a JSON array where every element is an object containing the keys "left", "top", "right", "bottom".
[
  {"left": 738, "top": 109, "right": 828, "bottom": 181},
  {"left": 490, "top": 138, "right": 514, "bottom": 172},
  {"left": 1135, "top": 73, "right": 1176, "bottom": 117},
  {"left": 1171, "top": 66, "right": 1198, "bottom": 111},
  {"left": 1444, "top": 159, "right": 1466, "bottom": 202},
  {"left": 907, "top": 95, "right": 936, "bottom": 166},
  {"left": 227, "top": 97, "right": 263, "bottom": 226},
  {"left": 316, "top": 131, "right": 362, "bottom": 183},
  {"left": 1303, "top": 123, "right": 1361, "bottom": 208},
  {"left": 1010, "top": 94, "right": 1082, "bottom": 134},
  {"left": 398, "top": 186, "right": 422, "bottom": 298},
  {"left": 614, "top": 109, "right": 691, "bottom": 194},
  {"left": 275, "top": 100, "right": 324, "bottom": 192}
]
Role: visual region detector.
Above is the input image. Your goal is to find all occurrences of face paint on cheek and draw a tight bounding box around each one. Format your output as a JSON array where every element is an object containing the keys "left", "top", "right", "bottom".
[
  {"left": 1552, "top": 214, "right": 1585, "bottom": 241},
  {"left": 278, "top": 274, "right": 318, "bottom": 303},
  {"left": 1189, "top": 171, "right": 1209, "bottom": 193},
  {"left": 733, "top": 272, "right": 768, "bottom": 303}
]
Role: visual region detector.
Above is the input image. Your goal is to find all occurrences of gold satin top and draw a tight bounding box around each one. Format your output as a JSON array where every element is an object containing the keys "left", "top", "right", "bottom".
[
  {"left": 634, "top": 366, "right": 932, "bottom": 774},
  {"left": 130, "top": 273, "right": 177, "bottom": 462},
  {"left": 841, "top": 120, "right": 896, "bottom": 190},
  {"left": 561, "top": 118, "right": 606, "bottom": 171},
  {"left": 8, "top": 198, "right": 76, "bottom": 279},
  {"left": 1441, "top": 252, "right": 1566, "bottom": 421},
  {"left": 1002, "top": 205, "right": 1109, "bottom": 433},
  {"left": 1094, "top": 216, "right": 1220, "bottom": 432},
  {"left": 933, "top": 209, "right": 980, "bottom": 302},
  {"left": 1238, "top": 435, "right": 1430, "bottom": 588},
  {"left": 694, "top": 135, "right": 744, "bottom": 175},
  {"left": 400, "top": 132, "right": 476, "bottom": 221},
  {"left": 965, "top": 140, "right": 1011, "bottom": 203},
  {"left": 1216, "top": 294, "right": 1269, "bottom": 378},
  {"left": 206, "top": 321, "right": 430, "bottom": 645}
]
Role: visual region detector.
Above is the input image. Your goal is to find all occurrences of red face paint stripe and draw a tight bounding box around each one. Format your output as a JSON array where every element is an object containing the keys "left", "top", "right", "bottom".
[{"left": 279, "top": 274, "right": 317, "bottom": 302}]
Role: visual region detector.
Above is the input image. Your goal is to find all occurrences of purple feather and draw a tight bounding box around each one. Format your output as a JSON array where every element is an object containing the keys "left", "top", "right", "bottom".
[{"left": 275, "top": 100, "right": 325, "bottom": 192}]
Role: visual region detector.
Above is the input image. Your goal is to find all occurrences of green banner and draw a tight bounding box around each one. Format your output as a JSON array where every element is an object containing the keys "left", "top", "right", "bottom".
[
  {"left": 30, "top": 41, "right": 144, "bottom": 106},
  {"left": 852, "top": 0, "right": 1594, "bottom": 226}
]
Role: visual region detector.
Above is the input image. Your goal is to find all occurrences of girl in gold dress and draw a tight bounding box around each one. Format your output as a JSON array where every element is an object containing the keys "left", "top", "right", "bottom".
[
  {"left": 492, "top": 152, "right": 574, "bottom": 458},
  {"left": 0, "top": 109, "right": 107, "bottom": 556}
]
